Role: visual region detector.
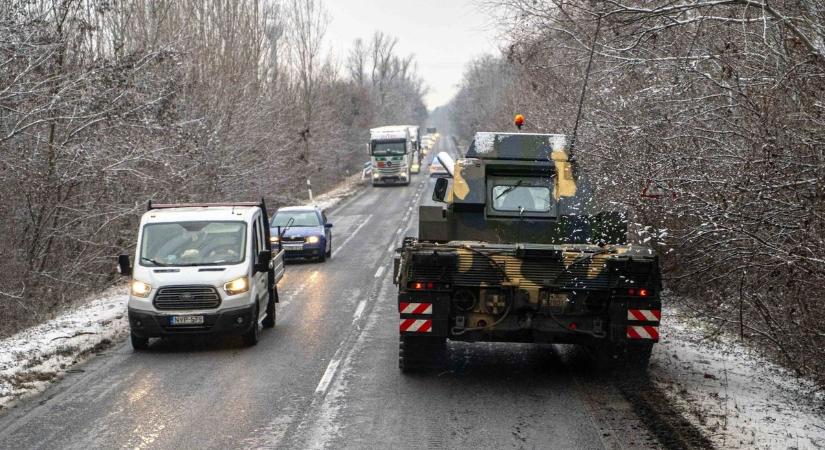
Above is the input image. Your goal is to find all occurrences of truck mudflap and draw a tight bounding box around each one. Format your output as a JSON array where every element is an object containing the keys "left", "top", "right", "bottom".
[{"left": 398, "top": 293, "right": 449, "bottom": 336}]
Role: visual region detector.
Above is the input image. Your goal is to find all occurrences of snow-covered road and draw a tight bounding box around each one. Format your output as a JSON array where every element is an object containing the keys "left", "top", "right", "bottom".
[{"left": 0, "top": 136, "right": 822, "bottom": 449}]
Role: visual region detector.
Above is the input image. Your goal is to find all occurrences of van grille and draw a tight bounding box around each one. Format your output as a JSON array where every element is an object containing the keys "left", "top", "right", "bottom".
[{"left": 154, "top": 286, "right": 221, "bottom": 310}]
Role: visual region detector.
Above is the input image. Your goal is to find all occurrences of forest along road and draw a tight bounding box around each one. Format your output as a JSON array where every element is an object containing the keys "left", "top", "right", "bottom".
[{"left": 0, "top": 137, "right": 665, "bottom": 450}]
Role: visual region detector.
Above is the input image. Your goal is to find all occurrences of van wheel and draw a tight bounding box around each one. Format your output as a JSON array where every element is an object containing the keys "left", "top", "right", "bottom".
[
  {"left": 131, "top": 332, "right": 149, "bottom": 351},
  {"left": 242, "top": 306, "right": 261, "bottom": 346},
  {"left": 263, "top": 289, "right": 277, "bottom": 328}
]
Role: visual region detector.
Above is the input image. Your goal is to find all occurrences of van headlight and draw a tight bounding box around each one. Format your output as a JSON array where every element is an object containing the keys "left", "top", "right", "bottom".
[
  {"left": 223, "top": 276, "right": 249, "bottom": 296},
  {"left": 306, "top": 236, "right": 320, "bottom": 244},
  {"left": 131, "top": 280, "right": 152, "bottom": 298}
]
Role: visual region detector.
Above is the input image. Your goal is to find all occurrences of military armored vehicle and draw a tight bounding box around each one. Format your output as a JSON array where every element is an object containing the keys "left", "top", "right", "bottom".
[{"left": 393, "top": 132, "right": 662, "bottom": 371}]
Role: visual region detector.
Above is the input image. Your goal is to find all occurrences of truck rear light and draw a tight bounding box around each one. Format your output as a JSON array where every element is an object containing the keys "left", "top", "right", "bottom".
[
  {"left": 409, "top": 281, "right": 446, "bottom": 290},
  {"left": 569, "top": 322, "right": 577, "bottom": 330},
  {"left": 627, "top": 288, "right": 652, "bottom": 297}
]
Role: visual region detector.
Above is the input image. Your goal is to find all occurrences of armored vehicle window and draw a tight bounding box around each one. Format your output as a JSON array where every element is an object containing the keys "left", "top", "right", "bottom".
[
  {"left": 371, "top": 140, "right": 407, "bottom": 156},
  {"left": 492, "top": 185, "right": 552, "bottom": 213}
]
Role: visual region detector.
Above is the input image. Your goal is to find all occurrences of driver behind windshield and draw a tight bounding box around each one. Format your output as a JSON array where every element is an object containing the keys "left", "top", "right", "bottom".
[{"left": 140, "top": 221, "right": 246, "bottom": 266}]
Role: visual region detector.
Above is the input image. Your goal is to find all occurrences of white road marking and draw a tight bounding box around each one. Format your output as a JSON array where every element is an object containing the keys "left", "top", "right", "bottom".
[
  {"left": 373, "top": 266, "right": 385, "bottom": 278},
  {"left": 352, "top": 300, "right": 366, "bottom": 321},
  {"left": 314, "top": 358, "right": 341, "bottom": 394},
  {"left": 280, "top": 270, "right": 319, "bottom": 306},
  {"left": 333, "top": 214, "right": 373, "bottom": 255},
  {"left": 387, "top": 242, "right": 396, "bottom": 253},
  {"left": 302, "top": 270, "right": 391, "bottom": 449}
]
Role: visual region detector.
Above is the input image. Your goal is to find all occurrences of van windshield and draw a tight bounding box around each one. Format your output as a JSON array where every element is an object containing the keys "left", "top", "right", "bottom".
[{"left": 139, "top": 221, "right": 247, "bottom": 266}]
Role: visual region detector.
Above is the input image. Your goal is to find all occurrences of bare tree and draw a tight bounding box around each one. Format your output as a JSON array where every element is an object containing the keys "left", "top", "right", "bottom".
[{"left": 456, "top": 0, "right": 825, "bottom": 385}]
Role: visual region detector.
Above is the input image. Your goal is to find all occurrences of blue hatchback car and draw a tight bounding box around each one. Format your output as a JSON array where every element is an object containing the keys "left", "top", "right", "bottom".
[{"left": 270, "top": 206, "right": 333, "bottom": 262}]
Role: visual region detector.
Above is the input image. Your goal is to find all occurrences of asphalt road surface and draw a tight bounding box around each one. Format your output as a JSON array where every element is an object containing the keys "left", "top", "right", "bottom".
[{"left": 0, "top": 137, "right": 665, "bottom": 449}]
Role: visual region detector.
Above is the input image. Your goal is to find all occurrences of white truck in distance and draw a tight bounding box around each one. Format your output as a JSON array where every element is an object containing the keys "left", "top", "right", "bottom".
[
  {"left": 406, "top": 125, "right": 421, "bottom": 174},
  {"left": 368, "top": 125, "right": 412, "bottom": 186},
  {"left": 118, "top": 201, "right": 285, "bottom": 349}
]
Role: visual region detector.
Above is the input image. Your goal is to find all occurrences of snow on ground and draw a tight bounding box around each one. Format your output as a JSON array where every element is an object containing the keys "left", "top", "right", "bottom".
[
  {"left": 0, "top": 285, "right": 129, "bottom": 410},
  {"left": 652, "top": 297, "right": 825, "bottom": 449},
  {"left": 306, "top": 173, "right": 367, "bottom": 211},
  {"left": 0, "top": 178, "right": 366, "bottom": 411}
]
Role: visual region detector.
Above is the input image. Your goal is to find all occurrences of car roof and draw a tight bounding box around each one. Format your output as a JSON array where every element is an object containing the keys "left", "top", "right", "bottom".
[{"left": 274, "top": 205, "right": 319, "bottom": 213}]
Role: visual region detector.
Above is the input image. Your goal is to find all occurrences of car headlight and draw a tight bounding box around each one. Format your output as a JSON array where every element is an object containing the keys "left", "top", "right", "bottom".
[
  {"left": 306, "top": 236, "right": 320, "bottom": 244},
  {"left": 270, "top": 236, "right": 280, "bottom": 244},
  {"left": 131, "top": 280, "right": 152, "bottom": 298},
  {"left": 223, "top": 276, "right": 249, "bottom": 296}
]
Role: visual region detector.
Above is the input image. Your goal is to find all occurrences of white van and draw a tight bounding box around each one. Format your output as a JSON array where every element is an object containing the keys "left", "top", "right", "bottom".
[{"left": 118, "top": 201, "right": 285, "bottom": 349}]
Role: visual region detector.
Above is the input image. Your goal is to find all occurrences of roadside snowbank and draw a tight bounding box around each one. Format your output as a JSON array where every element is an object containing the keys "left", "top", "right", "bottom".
[
  {"left": 0, "top": 285, "right": 128, "bottom": 410},
  {"left": 652, "top": 300, "right": 825, "bottom": 449},
  {"left": 0, "top": 177, "right": 366, "bottom": 411},
  {"left": 306, "top": 173, "right": 366, "bottom": 211}
]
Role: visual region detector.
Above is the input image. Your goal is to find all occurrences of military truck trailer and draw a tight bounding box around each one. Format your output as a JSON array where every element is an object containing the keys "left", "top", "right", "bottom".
[{"left": 393, "top": 132, "right": 662, "bottom": 372}]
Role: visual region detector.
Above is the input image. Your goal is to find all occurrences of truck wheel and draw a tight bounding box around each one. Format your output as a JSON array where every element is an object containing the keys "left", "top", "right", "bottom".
[
  {"left": 242, "top": 306, "right": 261, "bottom": 346},
  {"left": 398, "top": 335, "right": 446, "bottom": 373},
  {"left": 592, "top": 343, "right": 652, "bottom": 371},
  {"left": 131, "top": 332, "right": 149, "bottom": 351},
  {"left": 263, "top": 288, "right": 277, "bottom": 328},
  {"left": 625, "top": 343, "right": 653, "bottom": 370}
]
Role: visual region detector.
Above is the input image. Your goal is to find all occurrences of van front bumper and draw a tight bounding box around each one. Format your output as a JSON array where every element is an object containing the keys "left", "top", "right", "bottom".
[{"left": 128, "top": 304, "right": 256, "bottom": 338}]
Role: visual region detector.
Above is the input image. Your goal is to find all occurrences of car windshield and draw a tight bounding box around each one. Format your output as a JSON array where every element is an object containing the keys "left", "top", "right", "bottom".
[
  {"left": 492, "top": 185, "right": 553, "bottom": 213},
  {"left": 140, "top": 221, "right": 246, "bottom": 266},
  {"left": 271, "top": 211, "right": 320, "bottom": 227},
  {"left": 371, "top": 140, "right": 407, "bottom": 156}
]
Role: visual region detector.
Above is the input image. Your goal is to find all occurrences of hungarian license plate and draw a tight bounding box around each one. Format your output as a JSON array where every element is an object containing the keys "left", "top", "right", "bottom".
[
  {"left": 169, "top": 315, "right": 204, "bottom": 326},
  {"left": 283, "top": 244, "right": 303, "bottom": 251}
]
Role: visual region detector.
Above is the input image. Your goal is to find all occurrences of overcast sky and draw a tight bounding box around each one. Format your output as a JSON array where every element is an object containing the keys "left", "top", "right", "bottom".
[{"left": 324, "top": 0, "right": 501, "bottom": 110}]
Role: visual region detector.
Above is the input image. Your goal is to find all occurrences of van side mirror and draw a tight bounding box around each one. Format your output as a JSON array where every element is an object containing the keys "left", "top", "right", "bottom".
[
  {"left": 432, "top": 178, "right": 449, "bottom": 203},
  {"left": 118, "top": 254, "right": 132, "bottom": 277},
  {"left": 257, "top": 250, "right": 272, "bottom": 272}
]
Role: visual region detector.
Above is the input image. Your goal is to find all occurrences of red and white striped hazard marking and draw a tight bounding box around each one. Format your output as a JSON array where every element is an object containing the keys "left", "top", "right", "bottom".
[
  {"left": 627, "top": 325, "right": 659, "bottom": 341},
  {"left": 627, "top": 309, "right": 661, "bottom": 322},
  {"left": 400, "top": 319, "right": 432, "bottom": 333},
  {"left": 399, "top": 302, "right": 432, "bottom": 315}
]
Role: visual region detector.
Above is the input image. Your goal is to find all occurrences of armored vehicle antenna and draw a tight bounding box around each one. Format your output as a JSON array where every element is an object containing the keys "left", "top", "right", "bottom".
[{"left": 569, "top": 14, "right": 602, "bottom": 159}]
